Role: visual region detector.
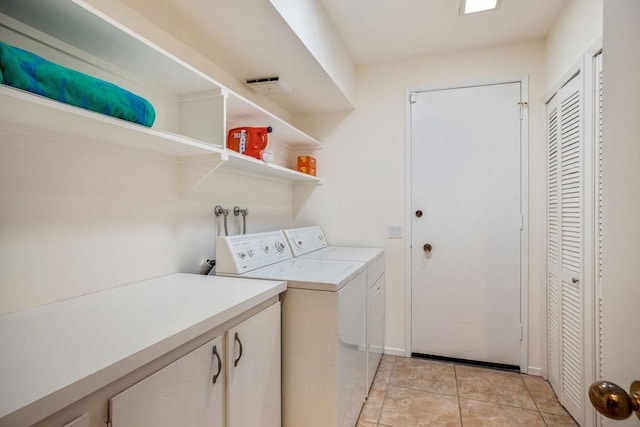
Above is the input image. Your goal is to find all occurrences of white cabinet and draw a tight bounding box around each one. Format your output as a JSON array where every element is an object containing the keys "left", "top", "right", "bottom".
[
  {"left": 227, "top": 302, "right": 281, "bottom": 427},
  {"left": 109, "top": 336, "right": 224, "bottom": 427},
  {"left": 0, "top": 0, "right": 322, "bottom": 185},
  {"left": 61, "top": 414, "right": 90, "bottom": 427},
  {"left": 0, "top": 275, "right": 285, "bottom": 427},
  {"left": 108, "top": 302, "right": 280, "bottom": 427}
]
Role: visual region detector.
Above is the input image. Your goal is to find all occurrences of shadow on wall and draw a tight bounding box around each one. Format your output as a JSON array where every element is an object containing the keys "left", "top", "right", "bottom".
[{"left": 292, "top": 109, "right": 353, "bottom": 225}]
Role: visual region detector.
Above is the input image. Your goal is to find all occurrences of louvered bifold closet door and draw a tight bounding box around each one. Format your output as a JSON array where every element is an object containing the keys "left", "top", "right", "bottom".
[
  {"left": 559, "top": 73, "right": 585, "bottom": 424},
  {"left": 546, "top": 93, "right": 561, "bottom": 394}
]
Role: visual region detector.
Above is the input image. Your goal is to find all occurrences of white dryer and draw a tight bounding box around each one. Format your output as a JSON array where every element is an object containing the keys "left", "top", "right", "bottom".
[
  {"left": 216, "top": 231, "right": 367, "bottom": 427},
  {"left": 282, "top": 226, "right": 385, "bottom": 393}
]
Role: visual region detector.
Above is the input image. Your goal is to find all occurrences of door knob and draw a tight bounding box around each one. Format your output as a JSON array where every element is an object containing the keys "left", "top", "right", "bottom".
[
  {"left": 423, "top": 243, "right": 432, "bottom": 253},
  {"left": 589, "top": 380, "right": 640, "bottom": 420},
  {"left": 415, "top": 210, "right": 423, "bottom": 218},
  {"left": 572, "top": 277, "right": 579, "bottom": 284}
]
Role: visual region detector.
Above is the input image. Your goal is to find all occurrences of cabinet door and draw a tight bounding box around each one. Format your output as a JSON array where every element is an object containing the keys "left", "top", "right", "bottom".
[
  {"left": 109, "top": 336, "right": 224, "bottom": 427},
  {"left": 227, "top": 302, "right": 281, "bottom": 427}
]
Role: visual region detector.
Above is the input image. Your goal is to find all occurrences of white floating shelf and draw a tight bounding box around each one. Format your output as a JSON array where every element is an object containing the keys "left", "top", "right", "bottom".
[
  {"left": 0, "top": 86, "right": 222, "bottom": 158},
  {"left": 0, "top": 0, "right": 219, "bottom": 94},
  {"left": 226, "top": 91, "right": 322, "bottom": 150},
  {"left": 222, "top": 151, "right": 322, "bottom": 184},
  {"left": 0, "top": 86, "right": 322, "bottom": 185}
]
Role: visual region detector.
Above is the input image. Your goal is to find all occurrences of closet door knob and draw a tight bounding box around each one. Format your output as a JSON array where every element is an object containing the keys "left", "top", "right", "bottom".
[
  {"left": 589, "top": 380, "right": 640, "bottom": 420},
  {"left": 423, "top": 243, "right": 432, "bottom": 253},
  {"left": 415, "top": 210, "right": 423, "bottom": 218},
  {"left": 572, "top": 277, "right": 579, "bottom": 284}
]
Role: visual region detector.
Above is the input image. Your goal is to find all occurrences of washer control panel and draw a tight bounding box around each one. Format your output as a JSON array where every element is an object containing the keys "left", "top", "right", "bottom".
[
  {"left": 216, "top": 231, "right": 292, "bottom": 274},
  {"left": 282, "top": 226, "right": 327, "bottom": 256}
]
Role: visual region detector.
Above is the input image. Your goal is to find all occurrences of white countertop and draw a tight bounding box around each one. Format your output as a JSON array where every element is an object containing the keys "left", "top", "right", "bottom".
[{"left": 0, "top": 273, "right": 286, "bottom": 424}]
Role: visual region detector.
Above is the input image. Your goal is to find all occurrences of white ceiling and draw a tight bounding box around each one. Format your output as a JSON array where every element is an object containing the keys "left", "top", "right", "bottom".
[
  {"left": 319, "top": 0, "right": 569, "bottom": 64},
  {"left": 318, "top": 0, "right": 570, "bottom": 65}
]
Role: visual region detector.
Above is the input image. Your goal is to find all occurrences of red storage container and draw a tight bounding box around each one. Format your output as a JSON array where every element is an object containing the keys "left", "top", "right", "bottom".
[{"left": 227, "top": 126, "right": 272, "bottom": 160}]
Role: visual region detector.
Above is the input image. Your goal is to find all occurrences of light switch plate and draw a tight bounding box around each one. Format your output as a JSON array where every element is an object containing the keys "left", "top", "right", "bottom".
[{"left": 388, "top": 224, "right": 402, "bottom": 239}]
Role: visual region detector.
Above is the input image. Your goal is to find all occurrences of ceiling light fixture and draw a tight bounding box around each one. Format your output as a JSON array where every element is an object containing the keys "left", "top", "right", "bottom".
[{"left": 460, "top": 0, "right": 500, "bottom": 15}]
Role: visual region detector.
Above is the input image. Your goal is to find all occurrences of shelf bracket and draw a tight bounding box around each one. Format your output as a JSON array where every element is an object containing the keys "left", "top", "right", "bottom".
[{"left": 176, "top": 153, "right": 226, "bottom": 196}]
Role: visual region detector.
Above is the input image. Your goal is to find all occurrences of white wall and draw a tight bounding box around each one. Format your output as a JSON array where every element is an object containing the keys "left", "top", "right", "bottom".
[
  {"left": 545, "top": 0, "right": 603, "bottom": 90},
  {"left": 0, "top": 131, "right": 293, "bottom": 315},
  {"left": 295, "top": 40, "right": 547, "bottom": 371}
]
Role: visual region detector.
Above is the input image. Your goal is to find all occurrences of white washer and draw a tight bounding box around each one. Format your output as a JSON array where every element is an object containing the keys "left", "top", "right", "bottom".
[
  {"left": 216, "top": 231, "right": 367, "bottom": 427},
  {"left": 282, "top": 226, "right": 385, "bottom": 393}
]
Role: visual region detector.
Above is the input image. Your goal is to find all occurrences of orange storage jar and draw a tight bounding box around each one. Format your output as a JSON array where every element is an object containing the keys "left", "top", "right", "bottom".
[{"left": 297, "top": 156, "right": 317, "bottom": 176}]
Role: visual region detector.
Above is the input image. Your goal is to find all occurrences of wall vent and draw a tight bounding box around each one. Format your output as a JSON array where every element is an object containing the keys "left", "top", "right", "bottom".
[{"left": 245, "top": 76, "right": 293, "bottom": 94}]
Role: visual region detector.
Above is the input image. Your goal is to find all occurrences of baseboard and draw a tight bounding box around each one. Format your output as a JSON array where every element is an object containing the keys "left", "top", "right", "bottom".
[
  {"left": 527, "top": 366, "right": 542, "bottom": 376},
  {"left": 383, "top": 346, "right": 406, "bottom": 357}
]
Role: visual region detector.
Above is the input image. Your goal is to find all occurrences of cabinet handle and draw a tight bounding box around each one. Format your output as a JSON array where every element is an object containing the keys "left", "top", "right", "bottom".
[
  {"left": 212, "top": 345, "right": 222, "bottom": 384},
  {"left": 234, "top": 332, "right": 243, "bottom": 367}
]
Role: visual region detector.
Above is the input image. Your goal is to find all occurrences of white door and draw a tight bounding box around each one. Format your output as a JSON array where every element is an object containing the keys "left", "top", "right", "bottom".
[
  {"left": 546, "top": 91, "right": 562, "bottom": 394},
  {"left": 410, "top": 82, "right": 523, "bottom": 367},
  {"left": 227, "top": 302, "right": 281, "bottom": 427},
  {"left": 599, "top": 1, "right": 640, "bottom": 426},
  {"left": 546, "top": 72, "right": 585, "bottom": 424}
]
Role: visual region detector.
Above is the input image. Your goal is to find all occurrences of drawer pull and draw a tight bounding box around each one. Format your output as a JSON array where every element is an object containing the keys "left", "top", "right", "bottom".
[
  {"left": 234, "top": 332, "right": 243, "bottom": 367},
  {"left": 212, "top": 345, "right": 222, "bottom": 384}
]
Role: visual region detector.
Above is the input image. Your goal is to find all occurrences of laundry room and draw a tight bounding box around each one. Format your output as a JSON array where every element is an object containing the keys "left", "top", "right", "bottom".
[{"left": 1, "top": 0, "right": 639, "bottom": 426}]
